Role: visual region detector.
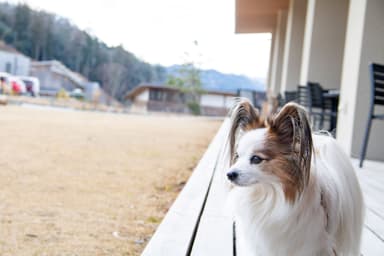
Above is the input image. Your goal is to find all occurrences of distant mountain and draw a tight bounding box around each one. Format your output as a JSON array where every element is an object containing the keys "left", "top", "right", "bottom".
[
  {"left": 166, "top": 65, "right": 265, "bottom": 93},
  {"left": 200, "top": 69, "right": 265, "bottom": 92}
]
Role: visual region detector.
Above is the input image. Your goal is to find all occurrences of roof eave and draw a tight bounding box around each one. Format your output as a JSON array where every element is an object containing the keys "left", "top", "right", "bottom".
[{"left": 235, "top": 0, "right": 289, "bottom": 33}]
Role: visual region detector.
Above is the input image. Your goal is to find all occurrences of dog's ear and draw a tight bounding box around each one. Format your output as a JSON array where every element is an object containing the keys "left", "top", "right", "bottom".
[
  {"left": 228, "top": 98, "right": 263, "bottom": 165},
  {"left": 268, "top": 103, "right": 313, "bottom": 188}
]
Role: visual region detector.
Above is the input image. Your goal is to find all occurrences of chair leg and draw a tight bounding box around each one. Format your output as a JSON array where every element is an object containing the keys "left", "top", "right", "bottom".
[{"left": 359, "top": 116, "right": 373, "bottom": 168}]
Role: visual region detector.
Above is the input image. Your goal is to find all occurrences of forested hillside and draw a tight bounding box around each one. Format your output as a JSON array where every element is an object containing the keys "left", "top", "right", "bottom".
[{"left": 0, "top": 3, "right": 166, "bottom": 101}]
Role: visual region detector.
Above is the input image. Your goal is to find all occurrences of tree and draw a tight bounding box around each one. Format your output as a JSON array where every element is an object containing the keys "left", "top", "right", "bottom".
[
  {"left": 0, "top": 21, "right": 12, "bottom": 41},
  {"left": 13, "top": 4, "right": 32, "bottom": 55},
  {"left": 96, "top": 62, "right": 126, "bottom": 102},
  {"left": 167, "top": 41, "right": 203, "bottom": 115}
]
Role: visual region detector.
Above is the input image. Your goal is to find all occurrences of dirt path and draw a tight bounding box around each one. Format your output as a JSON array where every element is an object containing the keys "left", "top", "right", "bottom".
[{"left": 0, "top": 106, "right": 221, "bottom": 255}]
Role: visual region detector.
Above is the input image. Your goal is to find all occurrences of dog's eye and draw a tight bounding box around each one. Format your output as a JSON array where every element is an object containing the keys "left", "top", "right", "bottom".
[
  {"left": 250, "top": 155, "right": 263, "bottom": 164},
  {"left": 234, "top": 153, "right": 239, "bottom": 161}
]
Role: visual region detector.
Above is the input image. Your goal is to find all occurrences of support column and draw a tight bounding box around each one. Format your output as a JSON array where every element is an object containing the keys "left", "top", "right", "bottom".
[
  {"left": 269, "top": 10, "right": 288, "bottom": 96},
  {"left": 300, "top": 0, "right": 349, "bottom": 89},
  {"left": 266, "top": 32, "right": 276, "bottom": 93},
  {"left": 280, "top": 0, "right": 307, "bottom": 94},
  {"left": 337, "top": 0, "right": 384, "bottom": 161}
]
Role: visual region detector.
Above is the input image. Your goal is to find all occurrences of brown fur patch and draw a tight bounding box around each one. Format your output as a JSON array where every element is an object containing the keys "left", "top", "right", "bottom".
[
  {"left": 254, "top": 132, "right": 303, "bottom": 202},
  {"left": 262, "top": 103, "right": 313, "bottom": 202}
]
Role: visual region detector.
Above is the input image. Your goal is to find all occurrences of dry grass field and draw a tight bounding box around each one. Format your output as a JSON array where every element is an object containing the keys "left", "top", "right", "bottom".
[{"left": 0, "top": 105, "right": 221, "bottom": 255}]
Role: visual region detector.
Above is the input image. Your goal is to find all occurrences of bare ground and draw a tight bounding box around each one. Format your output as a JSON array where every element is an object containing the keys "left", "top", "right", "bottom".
[{"left": 0, "top": 106, "right": 221, "bottom": 255}]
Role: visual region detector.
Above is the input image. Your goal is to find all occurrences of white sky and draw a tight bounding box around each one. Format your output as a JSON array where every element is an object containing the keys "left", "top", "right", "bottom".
[{"left": 8, "top": 0, "right": 271, "bottom": 79}]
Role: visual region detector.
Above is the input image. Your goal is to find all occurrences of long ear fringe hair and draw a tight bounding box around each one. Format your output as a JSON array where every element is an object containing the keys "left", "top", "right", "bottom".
[{"left": 228, "top": 98, "right": 264, "bottom": 165}]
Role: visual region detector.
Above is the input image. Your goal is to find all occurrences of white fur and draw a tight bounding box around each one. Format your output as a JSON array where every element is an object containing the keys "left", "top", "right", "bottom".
[{"left": 227, "top": 132, "right": 364, "bottom": 256}]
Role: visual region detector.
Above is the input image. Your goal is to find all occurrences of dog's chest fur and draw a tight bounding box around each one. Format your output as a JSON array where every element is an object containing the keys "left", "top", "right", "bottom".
[{"left": 233, "top": 184, "right": 334, "bottom": 256}]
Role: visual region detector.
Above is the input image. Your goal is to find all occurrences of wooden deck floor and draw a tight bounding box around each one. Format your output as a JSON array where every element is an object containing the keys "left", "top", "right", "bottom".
[{"left": 354, "top": 159, "right": 384, "bottom": 255}]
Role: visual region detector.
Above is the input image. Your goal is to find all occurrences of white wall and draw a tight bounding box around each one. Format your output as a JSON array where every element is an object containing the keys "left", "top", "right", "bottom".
[
  {"left": 300, "top": 0, "right": 349, "bottom": 89},
  {"left": 200, "top": 94, "right": 225, "bottom": 107},
  {"left": 0, "top": 51, "right": 30, "bottom": 76},
  {"left": 136, "top": 90, "right": 149, "bottom": 102},
  {"left": 224, "top": 96, "right": 235, "bottom": 109}
]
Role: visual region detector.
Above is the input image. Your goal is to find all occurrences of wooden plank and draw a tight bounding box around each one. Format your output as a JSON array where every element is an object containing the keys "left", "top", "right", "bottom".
[
  {"left": 361, "top": 227, "right": 384, "bottom": 256},
  {"left": 358, "top": 177, "right": 384, "bottom": 250},
  {"left": 354, "top": 159, "right": 384, "bottom": 255},
  {"left": 191, "top": 120, "right": 234, "bottom": 255},
  {"left": 359, "top": 170, "right": 384, "bottom": 184},
  {"left": 142, "top": 119, "right": 228, "bottom": 256},
  {"left": 365, "top": 209, "right": 384, "bottom": 241},
  {"left": 358, "top": 176, "right": 384, "bottom": 212},
  {"left": 358, "top": 170, "right": 383, "bottom": 184},
  {"left": 355, "top": 162, "right": 384, "bottom": 213}
]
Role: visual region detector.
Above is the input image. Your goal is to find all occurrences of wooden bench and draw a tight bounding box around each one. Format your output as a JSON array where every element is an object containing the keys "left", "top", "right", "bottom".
[
  {"left": 142, "top": 119, "right": 384, "bottom": 255},
  {"left": 142, "top": 119, "right": 234, "bottom": 256}
]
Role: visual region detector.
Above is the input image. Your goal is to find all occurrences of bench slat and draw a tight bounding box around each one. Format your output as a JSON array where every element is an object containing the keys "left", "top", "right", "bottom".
[
  {"left": 191, "top": 122, "right": 234, "bottom": 255},
  {"left": 142, "top": 119, "right": 229, "bottom": 256}
]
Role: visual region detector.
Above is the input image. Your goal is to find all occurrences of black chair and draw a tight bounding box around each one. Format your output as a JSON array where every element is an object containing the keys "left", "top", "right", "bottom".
[
  {"left": 296, "top": 85, "right": 321, "bottom": 125},
  {"left": 359, "top": 63, "right": 384, "bottom": 168},
  {"left": 284, "top": 90, "right": 298, "bottom": 103},
  {"left": 297, "top": 85, "right": 310, "bottom": 108},
  {"left": 307, "top": 82, "right": 338, "bottom": 131},
  {"left": 307, "top": 82, "right": 324, "bottom": 122},
  {"left": 298, "top": 83, "right": 320, "bottom": 130}
]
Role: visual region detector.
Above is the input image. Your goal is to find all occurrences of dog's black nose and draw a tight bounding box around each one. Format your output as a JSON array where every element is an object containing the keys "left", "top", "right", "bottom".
[{"left": 227, "top": 171, "right": 238, "bottom": 181}]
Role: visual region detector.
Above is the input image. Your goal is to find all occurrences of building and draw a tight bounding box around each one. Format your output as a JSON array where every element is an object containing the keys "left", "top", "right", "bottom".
[
  {"left": 30, "top": 60, "right": 87, "bottom": 96},
  {"left": 30, "top": 60, "right": 101, "bottom": 102},
  {"left": 235, "top": 0, "right": 384, "bottom": 161},
  {"left": 0, "top": 41, "right": 30, "bottom": 76},
  {"left": 126, "top": 84, "right": 236, "bottom": 116}
]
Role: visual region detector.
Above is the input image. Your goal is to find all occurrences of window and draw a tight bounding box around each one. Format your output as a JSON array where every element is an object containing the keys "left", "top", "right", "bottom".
[
  {"left": 150, "top": 89, "right": 165, "bottom": 101},
  {"left": 5, "top": 62, "right": 11, "bottom": 73}
]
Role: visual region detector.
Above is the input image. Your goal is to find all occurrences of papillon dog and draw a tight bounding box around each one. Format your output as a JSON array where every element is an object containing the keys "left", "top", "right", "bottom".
[{"left": 226, "top": 99, "right": 364, "bottom": 256}]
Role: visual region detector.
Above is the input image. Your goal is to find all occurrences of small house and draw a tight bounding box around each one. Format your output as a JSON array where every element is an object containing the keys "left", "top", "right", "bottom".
[{"left": 125, "top": 84, "right": 236, "bottom": 116}]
